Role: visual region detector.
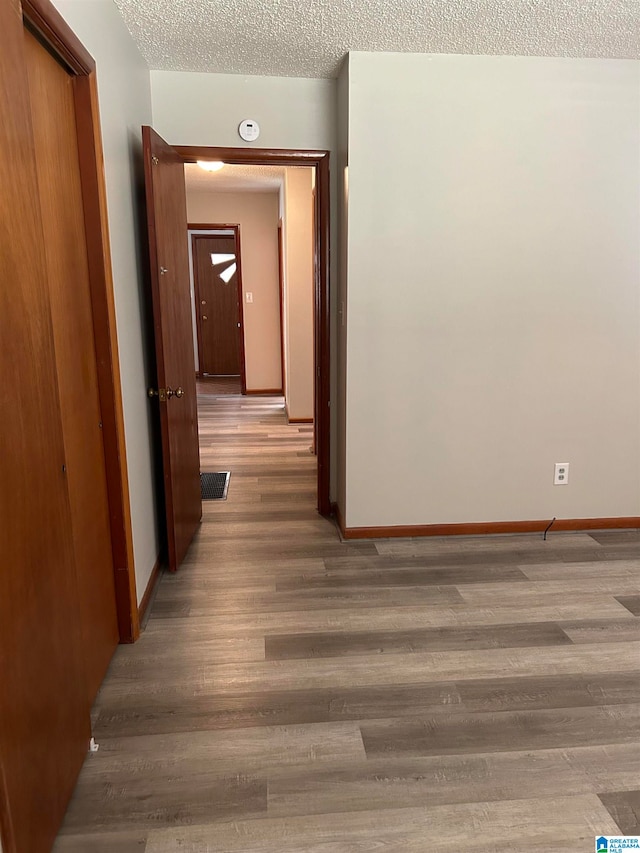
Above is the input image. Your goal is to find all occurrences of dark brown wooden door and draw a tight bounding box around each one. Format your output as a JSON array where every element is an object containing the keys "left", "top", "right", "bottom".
[
  {"left": 25, "top": 27, "right": 118, "bottom": 704},
  {"left": 0, "top": 13, "right": 90, "bottom": 853},
  {"left": 193, "top": 234, "right": 242, "bottom": 375},
  {"left": 143, "top": 126, "right": 202, "bottom": 570}
]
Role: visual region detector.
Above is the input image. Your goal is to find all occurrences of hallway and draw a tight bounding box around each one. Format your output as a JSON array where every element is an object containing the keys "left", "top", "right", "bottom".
[{"left": 53, "top": 385, "right": 640, "bottom": 851}]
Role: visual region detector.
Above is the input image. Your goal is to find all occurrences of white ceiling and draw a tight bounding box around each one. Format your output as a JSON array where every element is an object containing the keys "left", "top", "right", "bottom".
[
  {"left": 113, "top": 0, "right": 640, "bottom": 79},
  {"left": 184, "top": 162, "right": 285, "bottom": 193}
]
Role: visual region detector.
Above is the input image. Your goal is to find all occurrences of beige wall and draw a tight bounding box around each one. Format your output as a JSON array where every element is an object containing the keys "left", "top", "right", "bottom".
[
  {"left": 186, "top": 192, "right": 282, "bottom": 391},
  {"left": 52, "top": 0, "right": 158, "bottom": 601},
  {"left": 343, "top": 52, "right": 640, "bottom": 528},
  {"left": 281, "top": 169, "right": 315, "bottom": 421}
]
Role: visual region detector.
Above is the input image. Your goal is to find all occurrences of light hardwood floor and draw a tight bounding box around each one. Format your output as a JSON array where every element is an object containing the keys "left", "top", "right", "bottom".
[{"left": 54, "top": 383, "right": 640, "bottom": 852}]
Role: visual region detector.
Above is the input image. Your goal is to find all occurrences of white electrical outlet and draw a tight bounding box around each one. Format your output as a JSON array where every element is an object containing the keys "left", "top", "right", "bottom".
[
  {"left": 246, "top": 292, "right": 253, "bottom": 303},
  {"left": 554, "top": 462, "right": 569, "bottom": 485}
]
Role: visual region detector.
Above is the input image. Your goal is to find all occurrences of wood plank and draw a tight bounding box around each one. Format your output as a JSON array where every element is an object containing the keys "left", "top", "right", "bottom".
[
  {"left": 59, "top": 771, "right": 266, "bottom": 834},
  {"left": 458, "top": 578, "right": 640, "bottom": 606},
  {"left": 616, "top": 595, "right": 640, "bottom": 616},
  {"left": 144, "top": 596, "right": 633, "bottom": 637},
  {"left": 144, "top": 795, "right": 618, "bottom": 852},
  {"left": 559, "top": 619, "right": 640, "bottom": 644},
  {"left": 360, "top": 703, "right": 640, "bottom": 758},
  {"left": 74, "top": 723, "right": 365, "bottom": 778},
  {"left": 276, "top": 565, "right": 529, "bottom": 590},
  {"left": 92, "top": 681, "right": 463, "bottom": 738},
  {"left": 598, "top": 790, "right": 640, "bottom": 834},
  {"left": 374, "top": 533, "right": 604, "bottom": 556},
  {"left": 265, "top": 621, "right": 572, "bottom": 660},
  {"left": 590, "top": 531, "right": 640, "bottom": 545},
  {"left": 53, "top": 831, "right": 147, "bottom": 852},
  {"left": 92, "top": 670, "right": 640, "bottom": 739},
  {"left": 522, "top": 559, "right": 639, "bottom": 580},
  {"left": 324, "top": 548, "right": 638, "bottom": 570},
  {"left": 150, "top": 584, "right": 465, "bottom": 619},
  {"left": 106, "top": 636, "right": 265, "bottom": 675},
  {"left": 94, "top": 641, "right": 640, "bottom": 697},
  {"left": 456, "top": 671, "right": 640, "bottom": 712},
  {"left": 268, "top": 744, "right": 640, "bottom": 818}
]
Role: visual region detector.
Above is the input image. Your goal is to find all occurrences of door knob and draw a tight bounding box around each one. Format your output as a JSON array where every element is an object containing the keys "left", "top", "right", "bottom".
[
  {"left": 166, "top": 386, "right": 185, "bottom": 399},
  {"left": 201, "top": 300, "right": 207, "bottom": 305},
  {"left": 202, "top": 315, "right": 208, "bottom": 321}
]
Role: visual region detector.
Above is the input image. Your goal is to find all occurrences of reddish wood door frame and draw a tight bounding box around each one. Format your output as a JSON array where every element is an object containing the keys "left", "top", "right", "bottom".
[
  {"left": 189, "top": 225, "right": 247, "bottom": 394},
  {"left": 177, "top": 146, "right": 331, "bottom": 517},
  {"left": 277, "top": 220, "right": 286, "bottom": 399},
  {"left": 20, "top": 0, "right": 138, "bottom": 644}
]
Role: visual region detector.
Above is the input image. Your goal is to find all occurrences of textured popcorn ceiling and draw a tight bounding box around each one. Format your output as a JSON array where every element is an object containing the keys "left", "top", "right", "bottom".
[
  {"left": 185, "top": 163, "right": 285, "bottom": 193},
  {"left": 113, "top": 0, "right": 640, "bottom": 78}
]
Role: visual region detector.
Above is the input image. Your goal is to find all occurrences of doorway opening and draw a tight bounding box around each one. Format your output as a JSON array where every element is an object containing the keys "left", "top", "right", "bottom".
[
  {"left": 142, "top": 130, "right": 331, "bottom": 572},
  {"left": 178, "top": 147, "right": 330, "bottom": 517}
]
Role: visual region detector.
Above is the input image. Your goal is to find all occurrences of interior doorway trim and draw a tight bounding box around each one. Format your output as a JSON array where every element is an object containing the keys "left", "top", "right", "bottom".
[
  {"left": 177, "top": 146, "right": 331, "bottom": 516},
  {"left": 277, "top": 219, "right": 286, "bottom": 403},
  {"left": 22, "top": 0, "right": 139, "bottom": 642},
  {"left": 190, "top": 225, "right": 247, "bottom": 394}
]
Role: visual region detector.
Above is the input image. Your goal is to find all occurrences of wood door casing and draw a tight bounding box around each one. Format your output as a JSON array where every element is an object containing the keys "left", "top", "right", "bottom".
[
  {"left": 143, "top": 126, "right": 202, "bottom": 570},
  {"left": 277, "top": 221, "right": 286, "bottom": 399},
  {"left": 0, "top": 12, "right": 90, "bottom": 853},
  {"left": 25, "top": 27, "right": 118, "bottom": 704},
  {"left": 174, "top": 146, "right": 331, "bottom": 517},
  {"left": 192, "top": 234, "right": 242, "bottom": 376}
]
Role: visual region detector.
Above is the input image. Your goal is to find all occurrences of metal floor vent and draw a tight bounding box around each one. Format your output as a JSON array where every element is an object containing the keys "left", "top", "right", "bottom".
[{"left": 200, "top": 472, "right": 230, "bottom": 501}]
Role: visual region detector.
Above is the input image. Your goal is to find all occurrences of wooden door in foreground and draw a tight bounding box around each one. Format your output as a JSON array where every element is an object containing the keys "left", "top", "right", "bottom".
[
  {"left": 25, "top": 26, "right": 119, "bottom": 704},
  {"left": 193, "top": 233, "right": 242, "bottom": 377},
  {"left": 143, "top": 126, "right": 202, "bottom": 570},
  {"left": 0, "top": 12, "right": 90, "bottom": 853}
]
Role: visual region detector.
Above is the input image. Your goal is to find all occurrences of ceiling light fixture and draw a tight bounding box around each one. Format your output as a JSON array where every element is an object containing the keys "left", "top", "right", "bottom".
[{"left": 197, "top": 160, "right": 225, "bottom": 172}]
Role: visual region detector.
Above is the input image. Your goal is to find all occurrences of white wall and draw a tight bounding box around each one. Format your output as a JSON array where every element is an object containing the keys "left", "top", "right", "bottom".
[
  {"left": 282, "top": 168, "right": 315, "bottom": 421},
  {"left": 51, "top": 0, "right": 159, "bottom": 600},
  {"left": 150, "top": 71, "right": 335, "bottom": 150},
  {"left": 186, "top": 192, "right": 281, "bottom": 390},
  {"left": 344, "top": 52, "right": 640, "bottom": 528}
]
